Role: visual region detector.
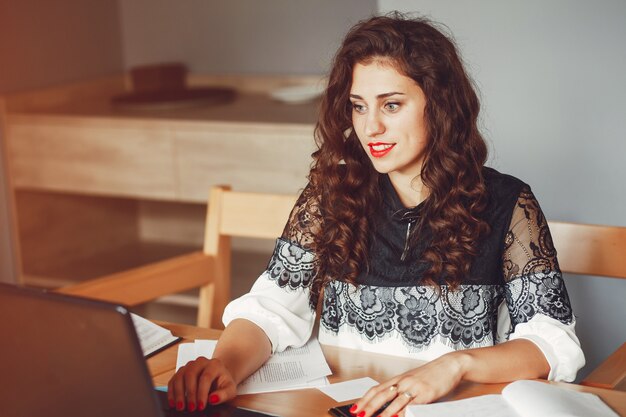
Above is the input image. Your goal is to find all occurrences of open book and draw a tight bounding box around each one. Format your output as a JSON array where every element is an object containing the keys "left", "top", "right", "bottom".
[
  {"left": 130, "top": 313, "right": 181, "bottom": 357},
  {"left": 406, "top": 380, "right": 618, "bottom": 417}
]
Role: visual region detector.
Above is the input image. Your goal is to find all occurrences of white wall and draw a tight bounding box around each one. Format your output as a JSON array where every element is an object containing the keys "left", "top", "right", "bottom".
[
  {"left": 119, "top": 0, "right": 377, "bottom": 75},
  {"left": 378, "top": 0, "right": 626, "bottom": 380}
]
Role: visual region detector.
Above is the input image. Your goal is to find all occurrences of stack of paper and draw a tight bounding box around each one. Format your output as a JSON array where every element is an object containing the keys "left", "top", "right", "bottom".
[{"left": 175, "top": 338, "right": 332, "bottom": 395}]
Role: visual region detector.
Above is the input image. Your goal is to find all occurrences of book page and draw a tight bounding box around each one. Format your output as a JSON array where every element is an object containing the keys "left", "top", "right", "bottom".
[
  {"left": 173, "top": 337, "right": 332, "bottom": 395},
  {"left": 237, "top": 338, "right": 332, "bottom": 394},
  {"left": 503, "top": 380, "right": 619, "bottom": 417},
  {"left": 130, "top": 313, "right": 179, "bottom": 357},
  {"left": 406, "top": 394, "right": 519, "bottom": 417}
]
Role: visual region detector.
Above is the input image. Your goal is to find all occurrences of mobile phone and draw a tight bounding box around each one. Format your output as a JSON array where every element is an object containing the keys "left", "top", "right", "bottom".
[
  {"left": 328, "top": 403, "right": 354, "bottom": 417},
  {"left": 328, "top": 402, "right": 390, "bottom": 417}
]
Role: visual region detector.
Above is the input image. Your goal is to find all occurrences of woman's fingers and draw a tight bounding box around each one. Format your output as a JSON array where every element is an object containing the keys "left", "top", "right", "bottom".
[
  {"left": 168, "top": 357, "right": 230, "bottom": 411},
  {"left": 355, "top": 380, "right": 401, "bottom": 416},
  {"left": 195, "top": 359, "right": 237, "bottom": 409},
  {"left": 206, "top": 375, "right": 238, "bottom": 406},
  {"left": 181, "top": 358, "right": 211, "bottom": 411}
]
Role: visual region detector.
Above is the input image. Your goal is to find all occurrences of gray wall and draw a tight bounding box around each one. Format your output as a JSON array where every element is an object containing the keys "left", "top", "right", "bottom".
[
  {"left": 119, "top": 0, "right": 378, "bottom": 75},
  {"left": 379, "top": 0, "right": 626, "bottom": 380}
]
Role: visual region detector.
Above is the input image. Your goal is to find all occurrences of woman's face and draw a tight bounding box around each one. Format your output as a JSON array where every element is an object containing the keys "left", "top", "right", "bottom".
[{"left": 349, "top": 61, "right": 428, "bottom": 180}]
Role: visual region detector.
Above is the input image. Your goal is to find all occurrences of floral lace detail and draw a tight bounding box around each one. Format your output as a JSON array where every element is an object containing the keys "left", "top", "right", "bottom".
[
  {"left": 266, "top": 239, "right": 316, "bottom": 291},
  {"left": 321, "top": 281, "right": 504, "bottom": 350},
  {"left": 505, "top": 270, "right": 573, "bottom": 326},
  {"left": 281, "top": 184, "right": 322, "bottom": 250},
  {"left": 321, "top": 283, "right": 343, "bottom": 331},
  {"left": 503, "top": 187, "right": 560, "bottom": 281}
]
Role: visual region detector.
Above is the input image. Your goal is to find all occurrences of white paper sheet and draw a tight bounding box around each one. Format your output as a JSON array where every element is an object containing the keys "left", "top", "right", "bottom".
[
  {"left": 237, "top": 338, "right": 332, "bottom": 395},
  {"left": 503, "top": 380, "right": 619, "bottom": 417},
  {"left": 130, "top": 312, "right": 179, "bottom": 357},
  {"left": 173, "top": 338, "right": 332, "bottom": 395},
  {"left": 175, "top": 340, "right": 217, "bottom": 371},
  {"left": 317, "top": 377, "right": 379, "bottom": 402},
  {"left": 406, "top": 395, "right": 518, "bottom": 417}
]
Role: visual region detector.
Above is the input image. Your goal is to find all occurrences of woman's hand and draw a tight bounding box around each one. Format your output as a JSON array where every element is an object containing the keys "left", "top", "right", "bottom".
[
  {"left": 352, "top": 352, "right": 467, "bottom": 417},
  {"left": 167, "top": 357, "right": 237, "bottom": 412}
]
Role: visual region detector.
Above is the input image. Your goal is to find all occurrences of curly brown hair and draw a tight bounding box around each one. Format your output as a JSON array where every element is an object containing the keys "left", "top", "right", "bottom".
[{"left": 308, "top": 13, "right": 490, "bottom": 301}]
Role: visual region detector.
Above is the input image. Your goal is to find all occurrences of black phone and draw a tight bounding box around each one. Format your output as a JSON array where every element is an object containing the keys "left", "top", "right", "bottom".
[
  {"left": 328, "top": 402, "right": 390, "bottom": 417},
  {"left": 328, "top": 403, "right": 354, "bottom": 417}
]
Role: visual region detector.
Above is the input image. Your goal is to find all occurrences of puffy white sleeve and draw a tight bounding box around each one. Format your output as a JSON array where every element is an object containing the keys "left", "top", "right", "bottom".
[
  {"left": 501, "top": 188, "right": 585, "bottom": 381},
  {"left": 222, "top": 185, "right": 322, "bottom": 353}
]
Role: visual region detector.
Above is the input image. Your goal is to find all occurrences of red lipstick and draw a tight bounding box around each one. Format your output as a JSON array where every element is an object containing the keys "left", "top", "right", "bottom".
[{"left": 368, "top": 142, "right": 396, "bottom": 158}]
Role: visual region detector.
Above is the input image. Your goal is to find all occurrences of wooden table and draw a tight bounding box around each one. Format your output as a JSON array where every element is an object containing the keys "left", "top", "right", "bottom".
[{"left": 150, "top": 322, "right": 626, "bottom": 417}]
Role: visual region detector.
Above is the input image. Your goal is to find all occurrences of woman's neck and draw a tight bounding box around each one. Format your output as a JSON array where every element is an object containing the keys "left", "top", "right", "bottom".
[{"left": 388, "top": 171, "right": 428, "bottom": 208}]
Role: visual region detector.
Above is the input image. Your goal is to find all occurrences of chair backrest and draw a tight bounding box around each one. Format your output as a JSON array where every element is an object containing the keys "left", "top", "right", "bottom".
[
  {"left": 548, "top": 220, "right": 626, "bottom": 390},
  {"left": 548, "top": 220, "right": 626, "bottom": 279},
  {"left": 198, "top": 186, "right": 298, "bottom": 328}
]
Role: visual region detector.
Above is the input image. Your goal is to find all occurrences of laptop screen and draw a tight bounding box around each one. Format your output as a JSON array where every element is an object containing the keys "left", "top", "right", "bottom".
[
  {"left": 0, "top": 284, "right": 164, "bottom": 417},
  {"left": 0, "top": 284, "right": 281, "bottom": 417}
]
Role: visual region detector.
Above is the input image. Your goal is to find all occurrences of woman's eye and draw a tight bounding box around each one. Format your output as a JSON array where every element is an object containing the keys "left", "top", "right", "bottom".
[
  {"left": 352, "top": 103, "right": 366, "bottom": 113},
  {"left": 384, "top": 102, "right": 400, "bottom": 112}
]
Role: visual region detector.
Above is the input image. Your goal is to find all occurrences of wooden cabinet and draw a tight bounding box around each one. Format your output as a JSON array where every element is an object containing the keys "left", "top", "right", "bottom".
[
  {"left": 8, "top": 119, "right": 178, "bottom": 200},
  {"left": 2, "top": 74, "right": 318, "bottom": 293}
]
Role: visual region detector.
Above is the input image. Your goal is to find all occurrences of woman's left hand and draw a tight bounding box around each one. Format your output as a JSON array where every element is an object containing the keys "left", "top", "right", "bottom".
[{"left": 352, "top": 352, "right": 467, "bottom": 417}]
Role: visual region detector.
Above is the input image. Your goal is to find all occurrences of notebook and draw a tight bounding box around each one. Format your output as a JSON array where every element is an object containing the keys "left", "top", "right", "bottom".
[{"left": 0, "top": 283, "right": 279, "bottom": 417}]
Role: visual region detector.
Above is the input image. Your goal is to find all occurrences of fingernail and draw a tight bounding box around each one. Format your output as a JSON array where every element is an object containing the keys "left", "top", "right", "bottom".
[
  {"left": 209, "top": 394, "right": 219, "bottom": 404},
  {"left": 392, "top": 415, "right": 399, "bottom": 417},
  {"left": 176, "top": 401, "right": 184, "bottom": 410},
  {"left": 168, "top": 399, "right": 175, "bottom": 408},
  {"left": 350, "top": 404, "right": 358, "bottom": 414},
  {"left": 188, "top": 401, "right": 196, "bottom": 412},
  {"left": 198, "top": 401, "right": 205, "bottom": 410},
  {"left": 357, "top": 412, "right": 365, "bottom": 417}
]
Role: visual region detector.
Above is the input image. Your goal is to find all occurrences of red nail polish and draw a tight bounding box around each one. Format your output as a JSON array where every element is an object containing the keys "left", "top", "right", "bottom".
[
  {"left": 176, "top": 401, "right": 184, "bottom": 410},
  {"left": 198, "top": 401, "right": 205, "bottom": 410},
  {"left": 188, "top": 402, "right": 196, "bottom": 412},
  {"left": 168, "top": 399, "right": 175, "bottom": 408},
  {"left": 350, "top": 404, "right": 358, "bottom": 414},
  {"left": 209, "top": 394, "right": 219, "bottom": 404},
  {"left": 392, "top": 415, "right": 399, "bottom": 417},
  {"left": 357, "top": 412, "right": 365, "bottom": 417}
]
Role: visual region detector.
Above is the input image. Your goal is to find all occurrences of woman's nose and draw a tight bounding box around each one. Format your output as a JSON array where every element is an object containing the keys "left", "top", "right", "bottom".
[{"left": 364, "top": 111, "right": 385, "bottom": 137}]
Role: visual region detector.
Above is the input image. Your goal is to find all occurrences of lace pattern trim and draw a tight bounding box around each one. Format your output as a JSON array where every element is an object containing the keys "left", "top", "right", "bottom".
[
  {"left": 505, "top": 270, "right": 574, "bottom": 327},
  {"left": 320, "top": 281, "right": 503, "bottom": 350},
  {"left": 266, "top": 239, "right": 316, "bottom": 290}
]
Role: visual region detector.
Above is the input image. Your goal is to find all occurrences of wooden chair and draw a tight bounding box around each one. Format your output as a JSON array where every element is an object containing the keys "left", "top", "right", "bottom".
[
  {"left": 548, "top": 221, "right": 626, "bottom": 390},
  {"left": 59, "top": 186, "right": 298, "bottom": 329}
]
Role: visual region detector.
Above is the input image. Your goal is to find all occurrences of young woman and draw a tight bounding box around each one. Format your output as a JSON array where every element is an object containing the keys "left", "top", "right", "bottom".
[{"left": 168, "top": 14, "right": 584, "bottom": 416}]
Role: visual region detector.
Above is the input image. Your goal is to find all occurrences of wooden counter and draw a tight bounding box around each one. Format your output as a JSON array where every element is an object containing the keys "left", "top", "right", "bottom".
[
  {"left": 1, "top": 74, "right": 319, "bottom": 294},
  {"left": 4, "top": 75, "right": 319, "bottom": 202}
]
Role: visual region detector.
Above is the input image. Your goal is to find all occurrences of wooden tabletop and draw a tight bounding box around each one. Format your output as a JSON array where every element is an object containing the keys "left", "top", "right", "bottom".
[{"left": 150, "top": 322, "right": 626, "bottom": 416}]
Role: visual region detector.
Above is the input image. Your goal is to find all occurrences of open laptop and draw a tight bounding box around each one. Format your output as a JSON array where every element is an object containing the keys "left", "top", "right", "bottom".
[{"left": 0, "top": 283, "right": 278, "bottom": 417}]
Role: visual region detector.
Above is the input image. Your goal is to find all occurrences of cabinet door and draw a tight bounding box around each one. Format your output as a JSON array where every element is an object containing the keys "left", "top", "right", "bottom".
[
  {"left": 7, "top": 119, "right": 177, "bottom": 200},
  {"left": 175, "top": 125, "right": 315, "bottom": 202}
]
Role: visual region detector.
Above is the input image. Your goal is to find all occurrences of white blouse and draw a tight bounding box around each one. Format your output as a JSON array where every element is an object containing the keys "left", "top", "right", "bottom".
[{"left": 223, "top": 172, "right": 585, "bottom": 382}]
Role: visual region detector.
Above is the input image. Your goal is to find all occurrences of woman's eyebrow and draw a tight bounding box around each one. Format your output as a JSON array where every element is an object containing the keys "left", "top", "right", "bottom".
[{"left": 349, "top": 92, "right": 405, "bottom": 99}]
